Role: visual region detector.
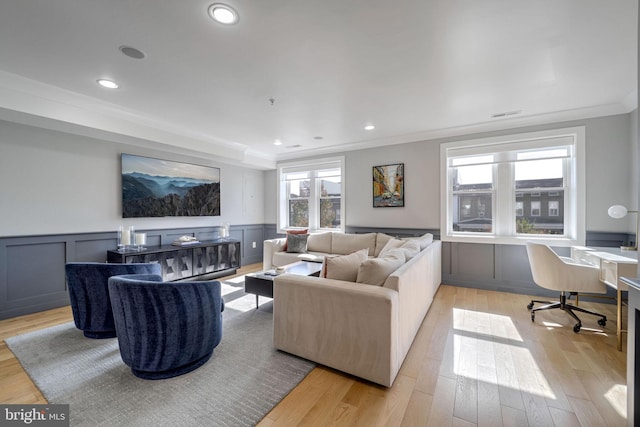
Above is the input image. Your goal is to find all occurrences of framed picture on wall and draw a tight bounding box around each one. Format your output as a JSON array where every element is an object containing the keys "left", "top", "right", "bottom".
[
  {"left": 121, "top": 154, "right": 220, "bottom": 218},
  {"left": 372, "top": 163, "right": 404, "bottom": 207}
]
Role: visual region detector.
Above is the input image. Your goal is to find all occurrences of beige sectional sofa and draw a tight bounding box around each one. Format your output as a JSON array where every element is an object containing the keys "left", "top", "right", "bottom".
[{"left": 267, "top": 231, "right": 442, "bottom": 387}]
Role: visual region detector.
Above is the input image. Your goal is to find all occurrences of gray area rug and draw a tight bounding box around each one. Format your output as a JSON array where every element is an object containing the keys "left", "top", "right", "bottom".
[{"left": 5, "top": 281, "right": 315, "bottom": 427}]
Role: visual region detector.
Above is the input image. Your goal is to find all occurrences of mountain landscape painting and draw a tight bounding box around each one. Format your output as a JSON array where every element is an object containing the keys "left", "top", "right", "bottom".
[{"left": 122, "top": 154, "right": 220, "bottom": 218}]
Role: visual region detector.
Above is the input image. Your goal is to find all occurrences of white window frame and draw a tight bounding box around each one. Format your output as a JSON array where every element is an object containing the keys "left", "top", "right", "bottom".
[
  {"left": 277, "top": 156, "right": 345, "bottom": 233},
  {"left": 440, "top": 127, "right": 585, "bottom": 246},
  {"left": 549, "top": 200, "right": 560, "bottom": 217}
]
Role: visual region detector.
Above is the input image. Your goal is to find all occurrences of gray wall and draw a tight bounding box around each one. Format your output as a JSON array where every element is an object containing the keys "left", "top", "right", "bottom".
[
  {"left": 267, "top": 113, "right": 636, "bottom": 233},
  {"left": 0, "top": 119, "right": 266, "bottom": 237}
]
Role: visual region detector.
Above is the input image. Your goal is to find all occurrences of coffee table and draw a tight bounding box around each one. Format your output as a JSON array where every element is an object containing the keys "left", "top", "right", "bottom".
[{"left": 244, "top": 261, "right": 322, "bottom": 308}]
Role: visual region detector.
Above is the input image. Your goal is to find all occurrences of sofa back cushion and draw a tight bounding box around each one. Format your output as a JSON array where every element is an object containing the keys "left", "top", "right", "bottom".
[
  {"left": 323, "top": 248, "right": 369, "bottom": 282},
  {"left": 356, "top": 249, "right": 406, "bottom": 286},
  {"left": 307, "top": 232, "right": 332, "bottom": 253},
  {"left": 331, "top": 232, "right": 376, "bottom": 255}
]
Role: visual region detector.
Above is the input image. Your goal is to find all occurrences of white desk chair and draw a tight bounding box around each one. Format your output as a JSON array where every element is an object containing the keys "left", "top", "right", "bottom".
[{"left": 526, "top": 242, "right": 607, "bottom": 333}]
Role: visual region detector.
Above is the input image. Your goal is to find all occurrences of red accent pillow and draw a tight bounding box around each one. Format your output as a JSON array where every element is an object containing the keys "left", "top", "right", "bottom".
[{"left": 283, "top": 229, "right": 308, "bottom": 251}]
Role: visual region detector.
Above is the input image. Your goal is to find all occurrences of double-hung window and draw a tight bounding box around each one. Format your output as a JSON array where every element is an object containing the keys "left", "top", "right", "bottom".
[
  {"left": 441, "top": 127, "right": 585, "bottom": 246},
  {"left": 277, "top": 157, "right": 345, "bottom": 233}
]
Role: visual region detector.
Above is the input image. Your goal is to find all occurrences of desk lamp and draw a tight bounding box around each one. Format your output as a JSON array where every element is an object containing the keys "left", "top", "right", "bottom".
[{"left": 608, "top": 204, "right": 639, "bottom": 251}]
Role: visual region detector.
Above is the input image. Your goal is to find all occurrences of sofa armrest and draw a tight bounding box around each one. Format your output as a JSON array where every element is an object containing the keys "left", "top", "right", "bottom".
[
  {"left": 263, "top": 237, "right": 286, "bottom": 270},
  {"left": 273, "top": 274, "right": 399, "bottom": 387},
  {"left": 383, "top": 240, "right": 441, "bottom": 359}
]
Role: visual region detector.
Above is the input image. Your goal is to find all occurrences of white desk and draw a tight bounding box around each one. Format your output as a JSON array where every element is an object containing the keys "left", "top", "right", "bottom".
[{"left": 571, "top": 246, "right": 638, "bottom": 351}]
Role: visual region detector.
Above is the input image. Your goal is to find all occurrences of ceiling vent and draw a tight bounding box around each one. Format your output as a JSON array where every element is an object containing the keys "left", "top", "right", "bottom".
[
  {"left": 491, "top": 110, "right": 521, "bottom": 118},
  {"left": 119, "top": 46, "right": 146, "bottom": 59}
]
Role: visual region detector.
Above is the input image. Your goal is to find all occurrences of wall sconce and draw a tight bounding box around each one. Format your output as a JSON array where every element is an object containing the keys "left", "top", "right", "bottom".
[{"left": 608, "top": 204, "right": 639, "bottom": 251}]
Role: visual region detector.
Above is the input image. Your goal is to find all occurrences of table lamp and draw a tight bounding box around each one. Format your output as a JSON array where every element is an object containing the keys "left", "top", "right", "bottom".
[{"left": 608, "top": 204, "right": 639, "bottom": 250}]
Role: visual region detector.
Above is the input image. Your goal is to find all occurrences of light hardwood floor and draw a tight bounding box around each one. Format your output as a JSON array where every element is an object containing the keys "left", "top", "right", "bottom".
[{"left": 0, "top": 264, "right": 627, "bottom": 426}]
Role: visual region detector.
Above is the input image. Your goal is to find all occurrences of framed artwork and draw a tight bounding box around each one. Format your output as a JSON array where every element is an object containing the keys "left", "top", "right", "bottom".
[
  {"left": 372, "top": 163, "right": 404, "bottom": 207},
  {"left": 121, "top": 154, "right": 220, "bottom": 218}
]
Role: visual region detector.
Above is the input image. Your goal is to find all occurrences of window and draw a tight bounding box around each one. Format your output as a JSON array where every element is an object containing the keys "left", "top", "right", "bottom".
[
  {"left": 277, "top": 157, "right": 345, "bottom": 232},
  {"left": 530, "top": 201, "right": 541, "bottom": 217},
  {"left": 441, "top": 127, "right": 585, "bottom": 246}
]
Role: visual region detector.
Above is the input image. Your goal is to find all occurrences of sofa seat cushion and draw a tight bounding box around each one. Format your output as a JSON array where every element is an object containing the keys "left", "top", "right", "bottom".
[
  {"left": 356, "top": 249, "right": 406, "bottom": 286},
  {"left": 323, "top": 248, "right": 369, "bottom": 282},
  {"left": 331, "top": 232, "right": 376, "bottom": 255},
  {"left": 272, "top": 251, "right": 326, "bottom": 267}
]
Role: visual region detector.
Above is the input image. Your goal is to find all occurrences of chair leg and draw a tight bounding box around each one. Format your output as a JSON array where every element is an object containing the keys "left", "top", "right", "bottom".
[
  {"left": 529, "top": 292, "right": 607, "bottom": 333},
  {"left": 527, "top": 299, "right": 555, "bottom": 310}
]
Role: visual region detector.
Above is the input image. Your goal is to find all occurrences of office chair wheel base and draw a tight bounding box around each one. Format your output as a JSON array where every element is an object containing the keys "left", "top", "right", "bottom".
[
  {"left": 527, "top": 302, "right": 534, "bottom": 310},
  {"left": 598, "top": 318, "right": 607, "bottom": 327},
  {"left": 573, "top": 323, "right": 581, "bottom": 333},
  {"left": 531, "top": 313, "right": 535, "bottom": 322}
]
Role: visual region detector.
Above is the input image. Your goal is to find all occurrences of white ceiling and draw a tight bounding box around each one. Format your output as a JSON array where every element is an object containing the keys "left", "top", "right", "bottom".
[{"left": 0, "top": 1, "right": 636, "bottom": 169}]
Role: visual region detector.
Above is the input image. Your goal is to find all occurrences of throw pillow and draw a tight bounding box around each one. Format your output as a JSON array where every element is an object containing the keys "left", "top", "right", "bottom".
[
  {"left": 378, "top": 238, "right": 404, "bottom": 258},
  {"left": 323, "top": 248, "right": 369, "bottom": 282},
  {"left": 398, "top": 239, "right": 421, "bottom": 261},
  {"left": 286, "top": 233, "right": 309, "bottom": 253},
  {"left": 401, "top": 232, "right": 433, "bottom": 250},
  {"left": 283, "top": 229, "right": 308, "bottom": 251},
  {"left": 374, "top": 233, "right": 394, "bottom": 257},
  {"left": 356, "top": 249, "right": 405, "bottom": 286}
]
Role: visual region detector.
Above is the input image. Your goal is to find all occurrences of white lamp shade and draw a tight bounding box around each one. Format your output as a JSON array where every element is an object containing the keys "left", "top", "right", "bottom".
[{"left": 608, "top": 204, "right": 628, "bottom": 219}]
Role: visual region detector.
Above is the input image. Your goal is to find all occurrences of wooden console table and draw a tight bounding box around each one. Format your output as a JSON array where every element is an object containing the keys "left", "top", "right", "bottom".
[{"left": 107, "top": 239, "right": 240, "bottom": 281}]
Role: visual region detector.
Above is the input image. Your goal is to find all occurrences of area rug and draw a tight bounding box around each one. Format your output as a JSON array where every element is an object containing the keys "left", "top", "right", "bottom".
[{"left": 5, "top": 282, "right": 315, "bottom": 427}]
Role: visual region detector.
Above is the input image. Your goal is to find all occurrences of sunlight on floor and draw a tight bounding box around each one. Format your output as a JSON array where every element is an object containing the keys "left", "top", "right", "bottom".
[
  {"left": 453, "top": 308, "right": 556, "bottom": 399},
  {"left": 541, "top": 321, "right": 563, "bottom": 329},
  {"left": 605, "top": 384, "right": 627, "bottom": 418},
  {"left": 220, "top": 275, "right": 262, "bottom": 313}
]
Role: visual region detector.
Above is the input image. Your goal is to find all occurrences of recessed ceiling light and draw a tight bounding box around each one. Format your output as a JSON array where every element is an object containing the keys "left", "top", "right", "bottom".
[
  {"left": 313, "top": 136, "right": 324, "bottom": 140},
  {"left": 208, "top": 3, "right": 238, "bottom": 24},
  {"left": 274, "top": 139, "right": 282, "bottom": 146},
  {"left": 97, "top": 79, "right": 119, "bottom": 89},
  {"left": 364, "top": 125, "right": 375, "bottom": 130}
]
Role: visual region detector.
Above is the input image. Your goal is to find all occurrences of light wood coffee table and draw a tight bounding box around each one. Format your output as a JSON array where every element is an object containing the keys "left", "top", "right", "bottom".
[{"left": 244, "top": 261, "right": 322, "bottom": 308}]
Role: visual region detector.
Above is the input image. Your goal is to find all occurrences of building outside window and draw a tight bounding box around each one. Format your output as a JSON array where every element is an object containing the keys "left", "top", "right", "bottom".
[
  {"left": 277, "top": 157, "right": 345, "bottom": 233},
  {"left": 441, "top": 127, "right": 585, "bottom": 246}
]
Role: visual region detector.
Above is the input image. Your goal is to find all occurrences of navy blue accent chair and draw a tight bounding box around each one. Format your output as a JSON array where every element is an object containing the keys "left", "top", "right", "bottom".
[
  {"left": 65, "top": 262, "right": 162, "bottom": 339},
  {"left": 108, "top": 274, "right": 224, "bottom": 380}
]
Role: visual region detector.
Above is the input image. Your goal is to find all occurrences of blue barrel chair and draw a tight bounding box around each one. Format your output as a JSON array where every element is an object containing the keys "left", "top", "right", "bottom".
[
  {"left": 108, "top": 274, "right": 224, "bottom": 379},
  {"left": 65, "top": 262, "right": 161, "bottom": 338}
]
